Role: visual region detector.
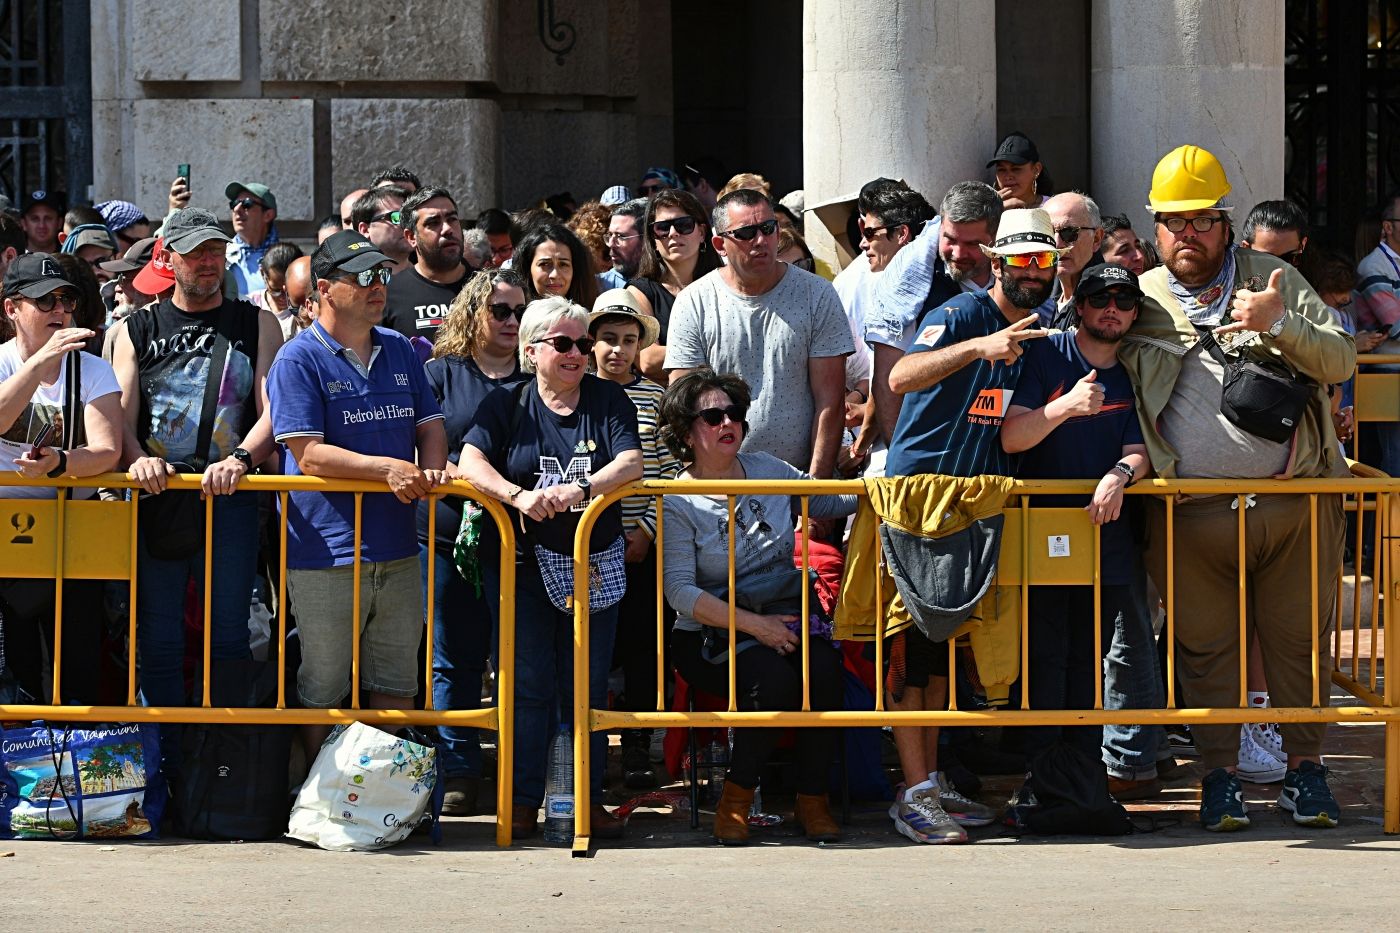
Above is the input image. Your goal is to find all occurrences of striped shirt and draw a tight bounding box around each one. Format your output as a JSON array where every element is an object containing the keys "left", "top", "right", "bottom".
[
  {"left": 885, "top": 291, "right": 1024, "bottom": 478},
  {"left": 620, "top": 376, "right": 680, "bottom": 537}
]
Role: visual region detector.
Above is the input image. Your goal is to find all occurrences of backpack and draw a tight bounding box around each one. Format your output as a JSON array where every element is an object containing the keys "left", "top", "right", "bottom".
[{"left": 1022, "top": 742, "right": 1132, "bottom": 836}]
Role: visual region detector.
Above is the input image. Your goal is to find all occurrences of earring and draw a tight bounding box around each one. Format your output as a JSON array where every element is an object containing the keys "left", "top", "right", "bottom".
[{"left": 1032, "top": 174, "right": 1039, "bottom": 197}]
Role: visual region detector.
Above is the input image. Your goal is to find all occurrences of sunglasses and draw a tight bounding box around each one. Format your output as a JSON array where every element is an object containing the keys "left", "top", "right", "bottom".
[
  {"left": 1054, "top": 225, "right": 1096, "bottom": 246},
  {"left": 860, "top": 223, "right": 897, "bottom": 240},
  {"left": 651, "top": 216, "right": 698, "bottom": 238},
  {"left": 488, "top": 302, "right": 526, "bottom": 322},
  {"left": 371, "top": 210, "right": 403, "bottom": 226},
  {"left": 534, "top": 334, "right": 595, "bottom": 355},
  {"left": 1277, "top": 248, "right": 1304, "bottom": 266},
  {"left": 336, "top": 267, "right": 392, "bottom": 287},
  {"left": 791, "top": 256, "right": 815, "bottom": 272},
  {"left": 694, "top": 404, "right": 746, "bottom": 427},
  {"left": 229, "top": 198, "right": 266, "bottom": 211},
  {"left": 1084, "top": 291, "right": 1139, "bottom": 311},
  {"left": 30, "top": 291, "right": 78, "bottom": 311},
  {"left": 1002, "top": 251, "right": 1058, "bottom": 269},
  {"left": 719, "top": 218, "right": 779, "bottom": 242},
  {"left": 1158, "top": 215, "right": 1228, "bottom": 234}
]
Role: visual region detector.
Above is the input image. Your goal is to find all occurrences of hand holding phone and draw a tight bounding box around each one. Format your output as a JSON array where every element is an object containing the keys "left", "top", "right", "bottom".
[{"left": 28, "top": 422, "right": 53, "bottom": 457}]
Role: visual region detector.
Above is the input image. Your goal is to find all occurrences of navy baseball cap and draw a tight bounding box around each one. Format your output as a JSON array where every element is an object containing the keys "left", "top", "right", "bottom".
[{"left": 1074, "top": 263, "right": 1143, "bottom": 301}]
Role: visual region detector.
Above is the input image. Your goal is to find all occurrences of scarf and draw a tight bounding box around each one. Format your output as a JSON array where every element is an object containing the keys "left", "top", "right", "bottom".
[{"left": 1166, "top": 244, "right": 1236, "bottom": 326}]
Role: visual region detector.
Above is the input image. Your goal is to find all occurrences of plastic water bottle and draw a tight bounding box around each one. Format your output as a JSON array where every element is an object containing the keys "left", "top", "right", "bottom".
[
  {"left": 704, "top": 737, "right": 728, "bottom": 805},
  {"left": 542, "top": 727, "right": 574, "bottom": 843}
]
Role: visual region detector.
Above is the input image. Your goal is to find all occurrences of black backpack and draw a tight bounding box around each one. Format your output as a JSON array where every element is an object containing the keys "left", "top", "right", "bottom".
[
  {"left": 1023, "top": 742, "right": 1132, "bottom": 836},
  {"left": 170, "top": 659, "right": 294, "bottom": 841}
]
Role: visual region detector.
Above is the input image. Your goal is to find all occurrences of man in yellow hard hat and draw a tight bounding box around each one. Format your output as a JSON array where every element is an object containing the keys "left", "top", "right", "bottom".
[{"left": 1118, "top": 145, "right": 1355, "bottom": 834}]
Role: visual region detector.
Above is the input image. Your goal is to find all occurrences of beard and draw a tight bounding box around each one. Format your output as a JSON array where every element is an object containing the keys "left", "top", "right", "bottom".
[
  {"left": 1082, "top": 319, "right": 1127, "bottom": 343},
  {"left": 1000, "top": 270, "right": 1051, "bottom": 309},
  {"left": 945, "top": 254, "right": 989, "bottom": 285},
  {"left": 1162, "top": 239, "right": 1225, "bottom": 285},
  {"left": 173, "top": 269, "right": 222, "bottom": 301},
  {"left": 419, "top": 238, "right": 463, "bottom": 273}
]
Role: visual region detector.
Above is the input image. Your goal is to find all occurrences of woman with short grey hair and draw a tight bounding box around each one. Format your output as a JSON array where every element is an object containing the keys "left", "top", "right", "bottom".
[{"left": 459, "top": 291, "right": 642, "bottom": 841}]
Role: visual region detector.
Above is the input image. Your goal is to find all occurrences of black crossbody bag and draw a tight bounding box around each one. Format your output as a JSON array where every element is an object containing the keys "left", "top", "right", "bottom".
[{"left": 1197, "top": 328, "right": 1314, "bottom": 445}]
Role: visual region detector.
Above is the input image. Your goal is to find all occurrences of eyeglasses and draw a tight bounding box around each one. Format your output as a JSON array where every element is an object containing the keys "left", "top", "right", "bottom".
[
  {"left": 651, "top": 216, "right": 698, "bottom": 238},
  {"left": 1277, "top": 248, "right": 1304, "bottom": 267},
  {"left": 29, "top": 290, "right": 78, "bottom": 312},
  {"left": 488, "top": 302, "right": 526, "bottom": 322},
  {"left": 534, "top": 334, "right": 594, "bottom": 355},
  {"left": 639, "top": 184, "right": 665, "bottom": 196},
  {"left": 1054, "top": 225, "right": 1097, "bottom": 246},
  {"left": 1158, "top": 215, "right": 1228, "bottom": 234},
  {"left": 693, "top": 404, "right": 746, "bottom": 427},
  {"left": 371, "top": 210, "right": 403, "bottom": 226},
  {"left": 335, "top": 267, "right": 392, "bottom": 287},
  {"left": 229, "top": 198, "right": 266, "bottom": 211},
  {"left": 1084, "top": 291, "right": 1139, "bottom": 311},
  {"left": 1002, "top": 251, "right": 1058, "bottom": 269},
  {"left": 719, "top": 218, "right": 779, "bottom": 242},
  {"left": 603, "top": 231, "right": 642, "bottom": 244}
]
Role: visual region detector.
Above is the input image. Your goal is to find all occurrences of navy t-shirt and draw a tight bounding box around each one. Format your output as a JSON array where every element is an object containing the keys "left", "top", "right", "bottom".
[
  {"left": 1010, "top": 329, "right": 1145, "bottom": 584},
  {"left": 416, "top": 354, "right": 529, "bottom": 552},
  {"left": 269, "top": 322, "right": 444, "bottom": 569},
  {"left": 464, "top": 373, "right": 640, "bottom": 556},
  {"left": 886, "top": 291, "right": 1025, "bottom": 478}
]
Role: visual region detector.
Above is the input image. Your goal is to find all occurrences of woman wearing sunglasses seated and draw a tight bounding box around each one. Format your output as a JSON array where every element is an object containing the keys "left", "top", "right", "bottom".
[
  {"left": 458, "top": 295, "right": 642, "bottom": 841},
  {"left": 417, "top": 267, "right": 530, "bottom": 816},
  {"left": 627, "top": 190, "right": 723, "bottom": 381},
  {"left": 657, "top": 369, "right": 857, "bottom": 845}
]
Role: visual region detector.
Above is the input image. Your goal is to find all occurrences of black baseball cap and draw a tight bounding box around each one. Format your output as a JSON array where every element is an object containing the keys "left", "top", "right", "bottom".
[
  {"left": 4, "top": 252, "right": 77, "bottom": 298},
  {"left": 1074, "top": 263, "right": 1143, "bottom": 301},
  {"left": 20, "top": 189, "right": 65, "bottom": 216},
  {"left": 313, "top": 230, "right": 391, "bottom": 277},
  {"left": 987, "top": 132, "right": 1041, "bottom": 168},
  {"left": 99, "top": 235, "right": 159, "bottom": 274}
]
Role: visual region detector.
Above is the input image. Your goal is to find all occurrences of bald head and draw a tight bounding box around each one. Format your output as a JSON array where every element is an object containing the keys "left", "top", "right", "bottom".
[
  {"left": 286, "top": 255, "right": 313, "bottom": 309},
  {"left": 339, "top": 188, "right": 369, "bottom": 228},
  {"left": 1044, "top": 191, "right": 1104, "bottom": 281}
]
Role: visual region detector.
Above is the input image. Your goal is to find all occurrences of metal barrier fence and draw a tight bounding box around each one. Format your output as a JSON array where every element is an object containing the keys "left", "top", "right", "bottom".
[
  {"left": 0, "top": 473, "right": 519, "bottom": 848},
  {"left": 570, "top": 475, "right": 1398, "bottom": 855}
]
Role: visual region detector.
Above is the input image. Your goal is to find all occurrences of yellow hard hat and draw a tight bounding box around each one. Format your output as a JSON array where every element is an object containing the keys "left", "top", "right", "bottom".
[{"left": 1146, "top": 145, "right": 1232, "bottom": 213}]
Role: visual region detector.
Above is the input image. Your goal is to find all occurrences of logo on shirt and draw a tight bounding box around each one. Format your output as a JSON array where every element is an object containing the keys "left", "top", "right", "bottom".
[
  {"left": 342, "top": 403, "right": 415, "bottom": 426},
  {"left": 394, "top": 373, "right": 409, "bottom": 387},
  {"left": 534, "top": 456, "right": 593, "bottom": 512},
  {"left": 573, "top": 439, "right": 597, "bottom": 453},
  {"left": 326, "top": 379, "right": 354, "bottom": 394},
  {"left": 914, "top": 324, "right": 946, "bottom": 348},
  {"left": 966, "top": 388, "right": 1011, "bottom": 425}
]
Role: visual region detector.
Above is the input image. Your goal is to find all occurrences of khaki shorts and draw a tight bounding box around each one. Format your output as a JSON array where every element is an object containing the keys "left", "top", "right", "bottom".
[{"left": 289, "top": 555, "right": 423, "bottom": 708}]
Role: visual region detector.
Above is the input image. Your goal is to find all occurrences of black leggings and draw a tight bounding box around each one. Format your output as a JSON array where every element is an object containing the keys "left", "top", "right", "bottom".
[
  {"left": 0, "top": 578, "right": 104, "bottom": 704},
  {"left": 671, "top": 627, "right": 844, "bottom": 794}
]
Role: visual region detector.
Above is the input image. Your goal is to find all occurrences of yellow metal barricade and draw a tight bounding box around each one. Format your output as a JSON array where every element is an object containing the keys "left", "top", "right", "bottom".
[
  {"left": 0, "top": 472, "right": 519, "bottom": 848},
  {"left": 569, "top": 476, "right": 1399, "bottom": 854}
]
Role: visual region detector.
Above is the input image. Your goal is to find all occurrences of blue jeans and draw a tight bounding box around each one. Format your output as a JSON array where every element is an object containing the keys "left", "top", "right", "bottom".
[
  {"left": 136, "top": 490, "right": 259, "bottom": 708},
  {"left": 421, "top": 543, "right": 499, "bottom": 779},
  {"left": 1101, "top": 558, "right": 1166, "bottom": 780},
  {"left": 513, "top": 559, "right": 619, "bottom": 808}
]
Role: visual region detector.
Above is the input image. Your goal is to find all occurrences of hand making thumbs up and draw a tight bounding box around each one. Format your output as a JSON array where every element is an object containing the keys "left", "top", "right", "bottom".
[
  {"left": 1215, "top": 267, "right": 1286, "bottom": 336},
  {"left": 1053, "top": 368, "right": 1105, "bottom": 418}
]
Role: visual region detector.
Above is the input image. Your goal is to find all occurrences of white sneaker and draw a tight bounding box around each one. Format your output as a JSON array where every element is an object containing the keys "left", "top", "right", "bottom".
[
  {"left": 935, "top": 772, "right": 997, "bottom": 827},
  {"left": 1247, "top": 721, "right": 1284, "bottom": 761},
  {"left": 1237, "top": 725, "right": 1286, "bottom": 783},
  {"left": 889, "top": 788, "right": 967, "bottom": 845}
]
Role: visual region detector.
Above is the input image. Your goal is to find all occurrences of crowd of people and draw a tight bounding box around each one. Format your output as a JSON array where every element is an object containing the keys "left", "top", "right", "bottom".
[{"left": 0, "top": 132, "right": 1391, "bottom": 845}]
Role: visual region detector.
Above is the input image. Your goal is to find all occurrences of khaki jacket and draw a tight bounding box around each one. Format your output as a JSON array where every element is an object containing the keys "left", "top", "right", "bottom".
[{"left": 1118, "top": 250, "right": 1355, "bottom": 479}]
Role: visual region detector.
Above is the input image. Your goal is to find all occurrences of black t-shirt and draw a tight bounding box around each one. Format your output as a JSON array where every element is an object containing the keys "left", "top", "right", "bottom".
[
  {"left": 627, "top": 277, "right": 675, "bottom": 342},
  {"left": 382, "top": 265, "right": 469, "bottom": 343},
  {"left": 124, "top": 297, "right": 262, "bottom": 464},
  {"left": 464, "top": 374, "right": 640, "bottom": 556},
  {"left": 416, "top": 354, "right": 529, "bottom": 551}
]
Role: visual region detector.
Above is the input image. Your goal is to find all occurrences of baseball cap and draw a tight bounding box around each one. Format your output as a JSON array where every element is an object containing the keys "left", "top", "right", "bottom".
[
  {"left": 133, "top": 237, "right": 176, "bottom": 295},
  {"left": 61, "top": 224, "right": 119, "bottom": 255},
  {"left": 223, "top": 181, "right": 277, "bottom": 211},
  {"left": 162, "top": 208, "right": 232, "bottom": 254},
  {"left": 1074, "top": 263, "right": 1143, "bottom": 301},
  {"left": 100, "top": 236, "right": 158, "bottom": 274},
  {"left": 589, "top": 288, "right": 659, "bottom": 348},
  {"left": 600, "top": 185, "right": 632, "bottom": 206},
  {"left": 20, "top": 189, "right": 66, "bottom": 216},
  {"left": 313, "top": 230, "right": 391, "bottom": 276},
  {"left": 986, "top": 132, "right": 1041, "bottom": 168},
  {"left": 4, "top": 252, "right": 77, "bottom": 298}
]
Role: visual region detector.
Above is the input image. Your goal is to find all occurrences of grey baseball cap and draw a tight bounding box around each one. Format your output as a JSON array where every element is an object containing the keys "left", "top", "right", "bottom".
[{"left": 163, "top": 208, "right": 232, "bottom": 255}]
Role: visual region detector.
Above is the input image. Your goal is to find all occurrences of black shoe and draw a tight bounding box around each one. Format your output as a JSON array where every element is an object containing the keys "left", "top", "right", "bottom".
[
  {"left": 441, "top": 776, "right": 480, "bottom": 816},
  {"left": 622, "top": 742, "right": 658, "bottom": 790}
]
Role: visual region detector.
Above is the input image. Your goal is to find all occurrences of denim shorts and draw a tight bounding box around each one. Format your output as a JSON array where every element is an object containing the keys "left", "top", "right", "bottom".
[{"left": 289, "top": 555, "right": 423, "bottom": 707}]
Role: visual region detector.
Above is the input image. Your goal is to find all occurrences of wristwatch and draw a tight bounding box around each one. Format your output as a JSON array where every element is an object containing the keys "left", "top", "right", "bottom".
[
  {"left": 507, "top": 485, "right": 523, "bottom": 503},
  {"left": 46, "top": 449, "right": 67, "bottom": 478},
  {"left": 575, "top": 476, "right": 593, "bottom": 498},
  {"left": 231, "top": 447, "right": 254, "bottom": 470},
  {"left": 1112, "top": 461, "right": 1136, "bottom": 486},
  {"left": 1266, "top": 314, "right": 1287, "bottom": 339}
]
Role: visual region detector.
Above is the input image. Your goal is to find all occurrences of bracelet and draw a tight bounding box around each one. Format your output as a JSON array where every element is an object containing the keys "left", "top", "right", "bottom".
[
  {"left": 47, "top": 449, "right": 68, "bottom": 478},
  {"left": 1112, "top": 461, "right": 1136, "bottom": 486}
]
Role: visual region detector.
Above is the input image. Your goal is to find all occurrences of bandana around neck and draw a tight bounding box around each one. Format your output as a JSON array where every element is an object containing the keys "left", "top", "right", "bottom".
[{"left": 1167, "top": 244, "right": 1236, "bottom": 326}]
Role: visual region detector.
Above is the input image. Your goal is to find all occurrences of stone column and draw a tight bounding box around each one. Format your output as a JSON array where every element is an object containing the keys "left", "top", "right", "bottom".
[
  {"left": 802, "top": 0, "right": 997, "bottom": 269},
  {"left": 1089, "top": 0, "right": 1285, "bottom": 225}
]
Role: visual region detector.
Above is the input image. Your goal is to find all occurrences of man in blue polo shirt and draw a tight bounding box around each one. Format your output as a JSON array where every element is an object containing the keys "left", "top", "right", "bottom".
[{"left": 268, "top": 230, "right": 448, "bottom": 749}]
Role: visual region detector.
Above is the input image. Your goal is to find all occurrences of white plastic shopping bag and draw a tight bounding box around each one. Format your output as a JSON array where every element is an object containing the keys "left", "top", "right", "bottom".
[{"left": 287, "top": 721, "right": 440, "bottom": 852}]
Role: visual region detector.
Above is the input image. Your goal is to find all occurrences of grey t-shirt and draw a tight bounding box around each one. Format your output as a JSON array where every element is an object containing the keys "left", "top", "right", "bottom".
[
  {"left": 1160, "top": 339, "right": 1290, "bottom": 479},
  {"left": 663, "top": 265, "right": 855, "bottom": 469},
  {"left": 661, "top": 452, "right": 857, "bottom": 633}
]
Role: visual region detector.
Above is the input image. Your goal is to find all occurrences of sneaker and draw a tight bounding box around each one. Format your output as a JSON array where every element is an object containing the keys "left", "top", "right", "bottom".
[
  {"left": 935, "top": 772, "right": 996, "bottom": 827},
  {"left": 889, "top": 788, "right": 967, "bottom": 844},
  {"left": 1278, "top": 760, "right": 1340, "bottom": 828},
  {"left": 1200, "top": 767, "right": 1250, "bottom": 832},
  {"left": 1236, "top": 726, "right": 1286, "bottom": 783},
  {"left": 1248, "top": 721, "right": 1284, "bottom": 760},
  {"left": 621, "top": 742, "right": 658, "bottom": 790},
  {"left": 1167, "top": 726, "right": 1198, "bottom": 757}
]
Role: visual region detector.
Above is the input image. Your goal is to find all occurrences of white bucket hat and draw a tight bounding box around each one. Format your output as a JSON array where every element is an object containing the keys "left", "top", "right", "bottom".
[{"left": 978, "top": 207, "right": 1062, "bottom": 258}]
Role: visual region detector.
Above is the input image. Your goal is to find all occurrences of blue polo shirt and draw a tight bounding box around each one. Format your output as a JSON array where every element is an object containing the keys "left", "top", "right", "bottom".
[{"left": 269, "top": 321, "right": 444, "bottom": 569}]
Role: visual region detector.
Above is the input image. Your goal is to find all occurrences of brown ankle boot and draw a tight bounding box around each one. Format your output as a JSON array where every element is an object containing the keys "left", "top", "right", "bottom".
[
  {"left": 713, "top": 782, "right": 756, "bottom": 846},
  {"left": 795, "top": 793, "right": 842, "bottom": 843}
]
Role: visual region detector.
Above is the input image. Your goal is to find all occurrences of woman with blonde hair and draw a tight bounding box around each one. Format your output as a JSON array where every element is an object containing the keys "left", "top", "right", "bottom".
[{"left": 419, "top": 266, "right": 531, "bottom": 816}]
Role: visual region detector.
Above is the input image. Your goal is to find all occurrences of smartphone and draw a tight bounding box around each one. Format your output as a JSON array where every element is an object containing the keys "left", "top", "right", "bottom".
[
  {"left": 177, "top": 163, "right": 191, "bottom": 189},
  {"left": 1388, "top": 319, "right": 1400, "bottom": 341},
  {"left": 28, "top": 422, "right": 53, "bottom": 456}
]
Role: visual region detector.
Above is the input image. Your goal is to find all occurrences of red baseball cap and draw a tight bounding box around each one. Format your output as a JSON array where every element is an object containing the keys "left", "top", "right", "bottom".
[{"left": 132, "top": 236, "right": 176, "bottom": 296}]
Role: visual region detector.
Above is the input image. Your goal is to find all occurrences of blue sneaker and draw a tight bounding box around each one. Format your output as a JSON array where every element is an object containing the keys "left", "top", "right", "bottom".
[
  {"left": 1200, "top": 767, "right": 1250, "bottom": 832},
  {"left": 1278, "top": 760, "right": 1340, "bottom": 828}
]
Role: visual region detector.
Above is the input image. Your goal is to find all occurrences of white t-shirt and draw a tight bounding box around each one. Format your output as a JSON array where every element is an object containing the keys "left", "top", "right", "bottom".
[{"left": 0, "top": 342, "right": 121, "bottom": 499}]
